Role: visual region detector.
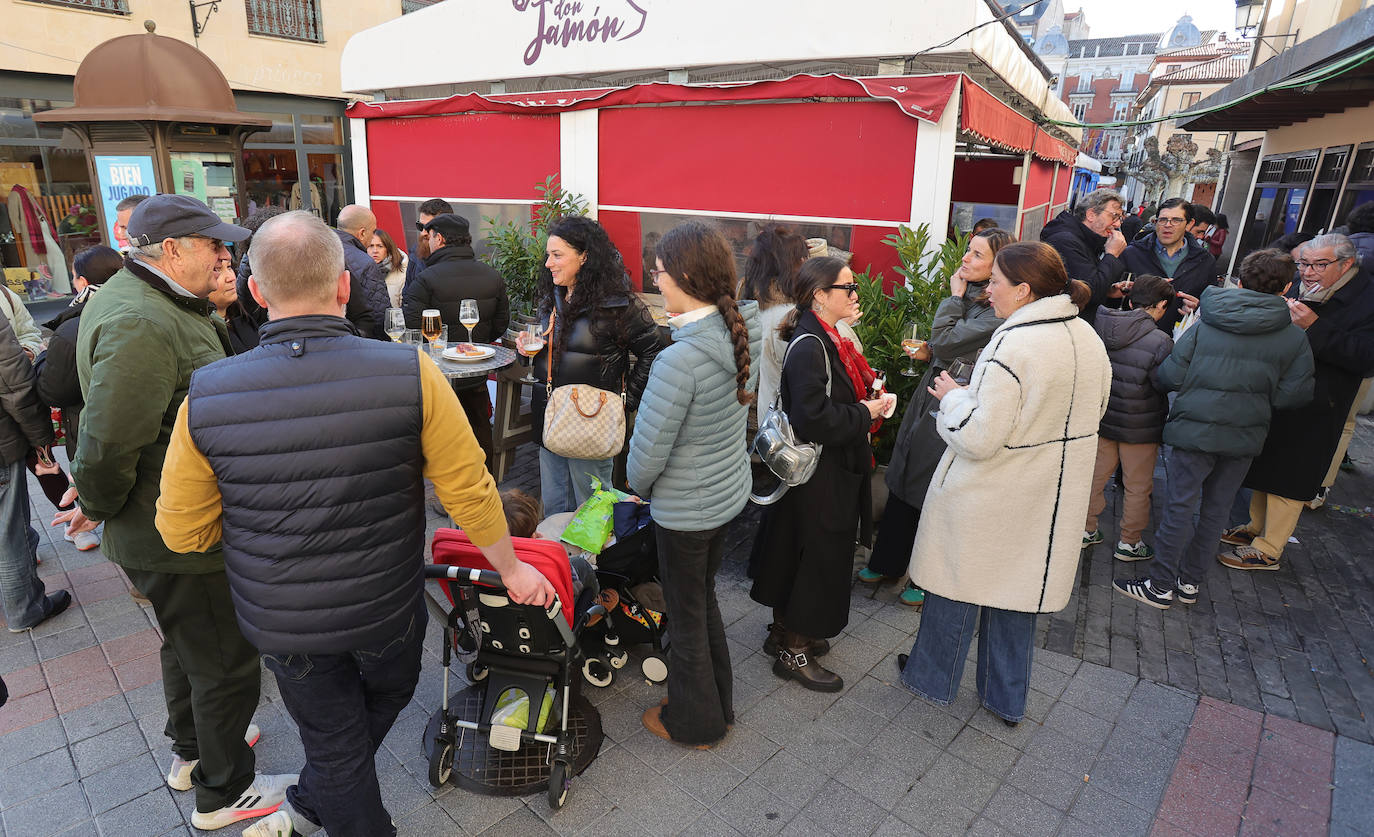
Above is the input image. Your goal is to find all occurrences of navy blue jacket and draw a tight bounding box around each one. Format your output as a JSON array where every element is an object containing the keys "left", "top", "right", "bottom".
[
  {"left": 334, "top": 230, "right": 390, "bottom": 340},
  {"left": 1120, "top": 233, "right": 1220, "bottom": 332},
  {"left": 185, "top": 316, "right": 426, "bottom": 653}
]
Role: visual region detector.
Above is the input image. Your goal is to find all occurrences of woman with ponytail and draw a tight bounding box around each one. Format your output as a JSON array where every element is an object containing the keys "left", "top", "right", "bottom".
[
  {"left": 897, "top": 241, "right": 1110, "bottom": 727},
  {"left": 627, "top": 221, "right": 761, "bottom": 748},
  {"left": 749, "top": 256, "right": 891, "bottom": 693}
]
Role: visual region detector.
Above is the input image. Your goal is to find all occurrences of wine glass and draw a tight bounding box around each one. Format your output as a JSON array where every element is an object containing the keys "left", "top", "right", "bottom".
[
  {"left": 459, "top": 299, "right": 479, "bottom": 344},
  {"left": 517, "top": 330, "right": 546, "bottom": 384},
  {"left": 948, "top": 358, "right": 974, "bottom": 385},
  {"left": 385, "top": 308, "right": 405, "bottom": 342},
  {"left": 900, "top": 324, "right": 924, "bottom": 377},
  {"left": 421, "top": 309, "right": 442, "bottom": 347}
]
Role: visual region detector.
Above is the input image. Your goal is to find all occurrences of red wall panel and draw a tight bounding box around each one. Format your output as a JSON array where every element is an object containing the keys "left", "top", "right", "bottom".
[
  {"left": 1023, "top": 158, "right": 1056, "bottom": 210},
  {"left": 366, "top": 114, "right": 560, "bottom": 199},
  {"left": 951, "top": 158, "right": 1021, "bottom": 205},
  {"left": 849, "top": 226, "right": 902, "bottom": 292},
  {"left": 1052, "top": 164, "right": 1071, "bottom": 207},
  {"left": 599, "top": 102, "right": 916, "bottom": 222},
  {"left": 371, "top": 199, "right": 405, "bottom": 248},
  {"left": 597, "top": 210, "right": 644, "bottom": 291}
]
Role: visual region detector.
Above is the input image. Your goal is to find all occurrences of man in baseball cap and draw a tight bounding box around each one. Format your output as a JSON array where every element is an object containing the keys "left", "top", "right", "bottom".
[{"left": 58, "top": 192, "right": 296, "bottom": 830}]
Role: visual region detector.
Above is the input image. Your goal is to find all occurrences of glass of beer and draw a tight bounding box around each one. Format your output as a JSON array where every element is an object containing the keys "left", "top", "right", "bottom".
[
  {"left": 900, "top": 324, "right": 926, "bottom": 377},
  {"left": 421, "top": 309, "right": 442, "bottom": 345},
  {"left": 459, "top": 299, "right": 479, "bottom": 343},
  {"left": 517, "top": 330, "right": 546, "bottom": 384}
]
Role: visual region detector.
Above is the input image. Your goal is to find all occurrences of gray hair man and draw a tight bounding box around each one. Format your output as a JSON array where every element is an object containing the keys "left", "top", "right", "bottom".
[
  {"left": 155, "top": 211, "right": 552, "bottom": 837},
  {"left": 1223, "top": 232, "right": 1374, "bottom": 572},
  {"left": 56, "top": 193, "right": 296, "bottom": 830},
  {"left": 1040, "top": 188, "right": 1129, "bottom": 323}
]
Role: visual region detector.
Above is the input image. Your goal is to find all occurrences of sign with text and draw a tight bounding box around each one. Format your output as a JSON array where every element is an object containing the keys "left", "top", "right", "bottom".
[{"left": 94, "top": 155, "right": 156, "bottom": 246}]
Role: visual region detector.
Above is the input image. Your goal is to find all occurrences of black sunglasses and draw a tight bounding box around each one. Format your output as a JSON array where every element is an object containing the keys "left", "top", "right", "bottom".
[
  {"left": 415, "top": 221, "right": 426, "bottom": 231},
  {"left": 829, "top": 283, "right": 860, "bottom": 295}
]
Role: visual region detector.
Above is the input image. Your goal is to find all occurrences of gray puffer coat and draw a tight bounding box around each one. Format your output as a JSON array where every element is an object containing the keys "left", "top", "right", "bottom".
[
  {"left": 1094, "top": 307, "right": 1173, "bottom": 444},
  {"left": 627, "top": 302, "right": 761, "bottom": 532}
]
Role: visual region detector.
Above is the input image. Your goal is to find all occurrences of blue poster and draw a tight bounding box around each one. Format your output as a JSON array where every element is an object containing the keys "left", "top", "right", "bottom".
[{"left": 94, "top": 155, "right": 156, "bottom": 245}]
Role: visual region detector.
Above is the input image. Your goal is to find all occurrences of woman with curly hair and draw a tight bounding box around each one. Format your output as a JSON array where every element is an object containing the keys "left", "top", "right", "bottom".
[
  {"left": 628, "top": 221, "right": 760, "bottom": 748},
  {"left": 520, "top": 216, "right": 666, "bottom": 514}
]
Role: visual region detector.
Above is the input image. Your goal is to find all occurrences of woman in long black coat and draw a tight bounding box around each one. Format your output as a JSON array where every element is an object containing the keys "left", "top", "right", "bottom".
[{"left": 749, "top": 257, "right": 887, "bottom": 693}]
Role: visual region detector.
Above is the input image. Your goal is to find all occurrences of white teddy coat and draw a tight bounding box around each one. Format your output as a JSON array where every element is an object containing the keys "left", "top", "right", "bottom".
[{"left": 909, "top": 294, "right": 1112, "bottom": 614}]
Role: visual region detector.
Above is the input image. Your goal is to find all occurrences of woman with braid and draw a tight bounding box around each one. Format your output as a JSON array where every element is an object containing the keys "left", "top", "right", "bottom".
[{"left": 627, "top": 221, "right": 761, "bottom": 748}]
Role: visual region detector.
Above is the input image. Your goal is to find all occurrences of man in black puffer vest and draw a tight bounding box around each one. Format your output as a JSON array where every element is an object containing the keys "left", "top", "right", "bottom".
[{"left": 155, "top": 211, "right": 555, "bottom": 837}]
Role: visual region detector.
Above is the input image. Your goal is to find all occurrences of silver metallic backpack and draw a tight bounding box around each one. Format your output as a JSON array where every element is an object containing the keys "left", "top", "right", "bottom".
[{"left": 749, "top": 332, "right": 831, "bottom": 506}]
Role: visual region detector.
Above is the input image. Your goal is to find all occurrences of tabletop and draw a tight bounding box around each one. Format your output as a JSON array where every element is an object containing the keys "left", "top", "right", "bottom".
[{"left": 432, "top": 343, "right": 517, "bottom": 380}]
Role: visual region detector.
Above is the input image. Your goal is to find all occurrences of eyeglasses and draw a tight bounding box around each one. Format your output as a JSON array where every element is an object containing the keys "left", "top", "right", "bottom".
[
  {"left": 1156, "top": 217, "right": 1187, "bottom": 226},
  {"left": 829, "top": 283, "right": 860, "bottom": 295},
  {"left": 649, "top": 268, "right": 667, "bottom": 283},
  {"left": 415, "top": 222, "right": 426, "bottom": 231},
  {"left": 1297, "top": 260, "right": 1337, "bottom": 271}
]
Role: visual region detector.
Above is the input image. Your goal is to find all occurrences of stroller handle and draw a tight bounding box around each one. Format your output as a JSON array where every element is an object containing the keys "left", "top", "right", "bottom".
[{"left": 424, "top": 564, "right": 506, "bottom": 590}]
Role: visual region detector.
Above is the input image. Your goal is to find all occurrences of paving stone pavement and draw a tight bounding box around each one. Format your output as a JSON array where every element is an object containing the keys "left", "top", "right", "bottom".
[{"left": 1, "top": 436, "right": 1370, "bottom": 836}]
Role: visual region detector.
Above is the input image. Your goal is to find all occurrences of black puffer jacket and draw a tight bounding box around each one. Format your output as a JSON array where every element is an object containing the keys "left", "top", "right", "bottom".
[
  {"left": 1094, "top": 307, "right": 1173, "bottom": 444},
  {"left": 402, "top": 245, "right": 510, "bottom": 344},
  {"left": 0, "top": 310, "right": 51, "bottom": 466},
  {"left": 36, "top": 301, "right": 86, "bottom": 449},
  {"left": 1041, "top": 210, "right": 1126, "bottom": 324},
  {"left": 529, "top": 290, "right": 665, "bottom": 446},
  {"left": 1120, "top": 233, "right": 1220, "bottom": 332}
]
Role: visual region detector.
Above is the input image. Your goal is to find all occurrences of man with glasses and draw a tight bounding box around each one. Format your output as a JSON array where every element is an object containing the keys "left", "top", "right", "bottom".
[
  {"left": 1040, "top": 188, "right": 1129, "bottom": 324},
  {"left": 56, "top": 194, "right": 296, "bottom": 831},
  {"left": 402, "top": 198, "right": 454, "bottom": 295},
  {"left": 1122, "top": 197, "right": 1218, "bottom": 333},
  {"left": 1222, "top": 233, "right": 1374, "bottom": 572}
]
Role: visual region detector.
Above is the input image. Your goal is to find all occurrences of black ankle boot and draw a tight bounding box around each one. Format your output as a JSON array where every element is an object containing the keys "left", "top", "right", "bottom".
[
  {"left": 772, "top": 634, "right": 843, "bottom": 692},
  {"left": 763, "top": 623, "right": 830, "bottom": 658}
]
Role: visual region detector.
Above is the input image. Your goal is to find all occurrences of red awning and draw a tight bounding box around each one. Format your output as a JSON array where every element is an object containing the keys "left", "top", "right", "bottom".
[
  {"left": 960, "top": 80, "right": 1077, "bottom": 166},
  {"left": 347, "top": 73, "right": 961, "bottom": 124}
]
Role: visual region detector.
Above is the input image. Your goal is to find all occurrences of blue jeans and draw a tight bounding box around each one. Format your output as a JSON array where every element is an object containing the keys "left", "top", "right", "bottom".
[
  {"left": 0, "top": 458, "right": 49, "bottom": 629},
  {"left": 1146, "top": 448, "right": 1252, "bottom": 590},
  {"left": 262, "top": 604, "right": 426, "bottom": 837},
  {"left": 901, "top": 592, "right": 1038, "bottom": 723},
  {"left": 538, "top": 446, "right": 614, "bottom": 516}
]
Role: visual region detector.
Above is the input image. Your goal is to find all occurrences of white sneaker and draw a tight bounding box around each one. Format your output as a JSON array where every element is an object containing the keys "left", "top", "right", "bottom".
[
  {"left": 241, "top": 810, "right": 293, "bottom": 837},
  {"left": 63, "top": 529, "right": 100, "bottom": 551},
  {"left": 166, "top": 723, "right": 262, "bottom": 791},
  {"left": 190, "top": 773, "right": 296, "bottom": 831}
]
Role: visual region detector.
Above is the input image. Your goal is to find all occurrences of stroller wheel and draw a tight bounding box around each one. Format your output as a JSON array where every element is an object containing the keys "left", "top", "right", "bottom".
[
  {"left": 582, "top": 657, "right": 615, "bottom": 688},
  {"left": 641, "top": 653, "right": 668, "bottom": 684},
  {"left": 428, "top": 739, "right": 454, "bottom": 788},
  {"left": 466, "top": 661, "right": 488, "bottom": 683},
  {"left": 608, "top": 650, "right": 629, "bottom": 670},
  {"left": 548, "top": 760, "right": 571, "bottom": 809}
]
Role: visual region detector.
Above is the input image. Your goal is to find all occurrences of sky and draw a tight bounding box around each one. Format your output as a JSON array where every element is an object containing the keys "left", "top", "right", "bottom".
[{"left": 1061, "top": 0, "right": 1236, "bottom": 38}]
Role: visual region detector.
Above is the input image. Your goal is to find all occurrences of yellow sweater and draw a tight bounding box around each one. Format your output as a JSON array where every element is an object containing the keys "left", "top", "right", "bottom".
[{"left": 156, "top": 347, "right": 508, "bottom": 553}]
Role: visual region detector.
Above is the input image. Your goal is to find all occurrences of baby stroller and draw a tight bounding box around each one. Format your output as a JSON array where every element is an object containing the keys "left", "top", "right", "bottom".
[
  {"left": 423, "top": 529, "right": 605, "bottom": 809},
  {"left": 581, "top": 506, "right": 671, "bottom": 687}
]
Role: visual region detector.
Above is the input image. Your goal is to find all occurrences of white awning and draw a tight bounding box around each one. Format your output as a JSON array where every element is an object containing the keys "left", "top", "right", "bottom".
[{"left": 1076, "top": 152, "right": 1103, "bottom": 172}]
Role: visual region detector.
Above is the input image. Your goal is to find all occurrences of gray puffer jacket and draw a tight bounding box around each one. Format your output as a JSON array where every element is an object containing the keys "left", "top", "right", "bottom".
[
  {"left": 627, "top": 302, "right": 761, "bottom": 532},
  {"left": 0, "top": 310, "right": 52, "bottom": 465},
  {"left": 1094, "top": 307, "right": 1173, "bottom": 444}
]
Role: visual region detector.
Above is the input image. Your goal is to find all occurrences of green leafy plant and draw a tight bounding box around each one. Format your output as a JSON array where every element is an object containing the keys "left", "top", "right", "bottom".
[
  {"left": 483, "top": 175, "right": 590, "bottom": 319},
  {"left": 853, "top": 223, "right": 970, "bottom": 463}
]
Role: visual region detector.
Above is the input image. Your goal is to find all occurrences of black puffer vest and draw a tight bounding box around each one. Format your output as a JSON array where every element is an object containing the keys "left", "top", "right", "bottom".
[{"left": 185, "top": 315, "right": 426, "bottom": 654}]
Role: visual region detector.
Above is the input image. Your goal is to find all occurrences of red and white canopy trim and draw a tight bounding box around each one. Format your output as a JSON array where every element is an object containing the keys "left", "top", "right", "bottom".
[{"left": 959, "top": 79, "right": 1077, "bottom": 166}]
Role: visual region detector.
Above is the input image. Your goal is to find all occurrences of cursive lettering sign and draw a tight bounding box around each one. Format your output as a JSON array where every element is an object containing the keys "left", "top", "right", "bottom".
[{"left": 513, "top": 0, "right": 648, "bottom": 66}]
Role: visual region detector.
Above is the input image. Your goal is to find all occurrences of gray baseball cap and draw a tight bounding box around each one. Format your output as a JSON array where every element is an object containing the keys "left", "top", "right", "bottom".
[{"left": 127, "top": 194, "right": 250, "bottom": 246}]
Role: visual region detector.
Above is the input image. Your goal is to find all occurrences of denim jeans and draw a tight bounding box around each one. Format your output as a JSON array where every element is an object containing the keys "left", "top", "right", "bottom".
[
  {"left": 538, "top": 446, "right": 614, "bottom": 515},
  {"left": 656, "top": 523, "right": 733, "bottom": 745},
  {"left": 1146, "top": 449, "right": 1252, "bottom": 589},
  {"left": 262, "top": 604, "right": 426, "bottom": 837},
  {"left": 0, "top": 458, "right": 50, "bottom": 630},
  {"left": 900, "top": 592, "right": 1038, "bottom": 723}
]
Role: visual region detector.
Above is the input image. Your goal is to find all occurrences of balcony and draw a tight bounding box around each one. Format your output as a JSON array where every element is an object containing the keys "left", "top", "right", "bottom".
[
  {"left": 25, "top": 0, "right": 128, "bottom": 12},
  {"left": 245, "top": 0, "right": 323, "bottom": 43}
]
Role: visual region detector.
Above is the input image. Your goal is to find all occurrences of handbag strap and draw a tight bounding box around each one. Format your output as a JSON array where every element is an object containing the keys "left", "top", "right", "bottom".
[{"left": 775, "top": 331, "right": 831, "bottom": 409}]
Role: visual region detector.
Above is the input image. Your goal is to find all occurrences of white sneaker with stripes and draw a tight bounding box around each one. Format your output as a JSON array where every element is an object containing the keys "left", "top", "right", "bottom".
[
  {"left": 190, "top": 773, "right": 297, "bottom": 831},
  {"left": 166, "top": 723, "right": 262, "bottom": 792}
]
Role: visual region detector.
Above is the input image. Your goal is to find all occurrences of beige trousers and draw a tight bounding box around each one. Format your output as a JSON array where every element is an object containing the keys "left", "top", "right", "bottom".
[
  {"left": 1245, "top": 491, "right": 1305, "bottom": 560},
  {"left": 1085, "top": 437, "right": 1159, "bottom": 545}
]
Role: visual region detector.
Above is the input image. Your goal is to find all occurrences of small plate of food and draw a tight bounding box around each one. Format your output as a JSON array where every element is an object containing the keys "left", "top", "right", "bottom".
[{"left": 442, "top": 343, "right": 497, "bottom": 362}]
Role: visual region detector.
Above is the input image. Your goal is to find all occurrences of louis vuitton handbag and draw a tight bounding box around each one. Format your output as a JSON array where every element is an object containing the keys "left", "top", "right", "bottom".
[{"left": 542, "top": 309, "right": 626, "bottom": 460}]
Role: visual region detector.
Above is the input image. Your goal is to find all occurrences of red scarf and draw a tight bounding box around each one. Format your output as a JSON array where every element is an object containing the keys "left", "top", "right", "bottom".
[{"left": 816, "top": 316, "right": 883, "bottom": 436}]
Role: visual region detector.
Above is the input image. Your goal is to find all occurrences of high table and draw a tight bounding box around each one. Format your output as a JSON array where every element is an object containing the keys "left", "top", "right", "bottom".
[{"left": 429, "top": 343, "right": 530, "bottom": 482}]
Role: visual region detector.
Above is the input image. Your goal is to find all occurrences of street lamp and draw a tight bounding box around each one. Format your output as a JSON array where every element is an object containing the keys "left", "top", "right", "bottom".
[{"left": 1235, "top": 0, "right": 1264, "bottom": 36}]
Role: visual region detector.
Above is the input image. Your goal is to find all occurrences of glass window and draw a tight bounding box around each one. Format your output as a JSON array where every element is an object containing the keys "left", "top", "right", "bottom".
[
  {"left": 306, "top": 153, "right": 345, "bottom": 225},
  {"left": 395, "top": 201, "right": 529, "bottom": 266},
  {"left": 1, "top": 141, "right": 102, "bottom": 294},
  {"left": 245, "top": 0, "right": 323, "bottom": 43},
  {"left": 300, "top": 115, "right": 342, "bottom": 145},
  {"left": 170, "top": 151, "right": 240, "bottom": 226},
  {"left": 239, "top": 111, "right": 295, "bottom": 144},
  {"left": 242, "top": 148, "right": 299, "bottom": 217}
]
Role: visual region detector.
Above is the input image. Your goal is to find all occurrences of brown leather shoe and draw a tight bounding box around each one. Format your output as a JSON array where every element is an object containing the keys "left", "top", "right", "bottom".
[
  {"left": 762, "top": 623, "right": 829, "bottom": 658},
  {"left": 641, "top": 705, "right": 713, "bottom": 749}
]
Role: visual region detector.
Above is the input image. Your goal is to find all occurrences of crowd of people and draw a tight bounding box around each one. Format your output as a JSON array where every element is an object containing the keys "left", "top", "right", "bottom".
[{"left": 0, "top": 185, "right": 1371, "bottom": 836}]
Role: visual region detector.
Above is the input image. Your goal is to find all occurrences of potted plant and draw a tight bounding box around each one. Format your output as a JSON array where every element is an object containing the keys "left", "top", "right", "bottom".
[{"left": 483, "top": 175, "right": 589, "bottom": 330}]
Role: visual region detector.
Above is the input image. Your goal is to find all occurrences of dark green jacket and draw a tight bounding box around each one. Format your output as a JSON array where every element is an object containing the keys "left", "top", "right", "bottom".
[
  {"left": 1158, "top": 286, "right": 1313, "bottom": 457},
  {"left": 72, "top": 262, "right": 229, "bottom": 573}
]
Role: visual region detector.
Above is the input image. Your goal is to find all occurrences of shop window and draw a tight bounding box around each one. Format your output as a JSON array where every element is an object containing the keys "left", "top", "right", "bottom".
[
  {"left": 239, "top": 111, "right": 295, "bottom": 144},
  {"left": 243, "top": 149, "right": 299, "bottom": 216},
  {"left": 170, "top": 151, "right": 239, "bottom": 226},
  {"left": 245, "top": 0, "right": 323, "bottom": 43},
  {"left": 1335, "top": 144, "right": 1374, "bottom": 226},
  {"left": 26, "top": 0, "right": 128, "bottom": 14},
  {"left": 300, "top": 114, "right": 342, "bottom": 145},
  {"left": 241, "top": 111, "right": 347, "bottom": 223}
]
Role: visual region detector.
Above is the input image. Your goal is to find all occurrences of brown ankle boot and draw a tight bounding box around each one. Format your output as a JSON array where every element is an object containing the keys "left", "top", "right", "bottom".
[
  {"left": 772, "top": 632, "right": 843, "bottom": 692},
  {"left": 763, "top": 623, "right": 831, "bottom": 658}
]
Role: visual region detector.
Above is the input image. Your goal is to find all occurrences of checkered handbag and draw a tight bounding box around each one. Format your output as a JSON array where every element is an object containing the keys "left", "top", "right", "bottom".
[{"left": 542, "top": 309, "right": 626, "bottom": 461}]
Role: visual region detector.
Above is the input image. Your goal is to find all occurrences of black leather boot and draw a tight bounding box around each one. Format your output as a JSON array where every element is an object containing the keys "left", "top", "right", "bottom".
[
  {"left": 763, "top": 623, "right": 830, "bottom": 658},
  {"left": 772, "top": 633, "right": 843, "bottom": 692}
]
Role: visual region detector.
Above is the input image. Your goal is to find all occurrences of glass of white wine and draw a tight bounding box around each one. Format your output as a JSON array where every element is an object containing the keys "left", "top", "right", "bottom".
[
  {"left": 385, "top": 308, "right": 405, "bottom": 342},
  {"left": 517, "top": 330, "right": 546, "bottom": 384},
  {"left": 459, "top": 299, "right": 479, "bottom": 343},
  {"left": 900, "top": 324, "right": 925, "bottom": 377}
]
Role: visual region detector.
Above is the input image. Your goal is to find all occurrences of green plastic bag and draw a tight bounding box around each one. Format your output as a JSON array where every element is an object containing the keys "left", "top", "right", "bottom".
[
  {"left": 491, "top": 685, "right": 557, "bottom": 732},
  {"left": 561, "top": 478, "right": 630, "bottom": 555}
]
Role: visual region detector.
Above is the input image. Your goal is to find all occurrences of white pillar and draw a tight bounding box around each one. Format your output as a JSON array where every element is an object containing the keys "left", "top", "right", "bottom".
[
  {"left": 909, "top": 76, "right": 960, "bottom": 248},
  {"left": 349, "top": 117, "right": 370, "bottom": 208},
  {"left": 559, "top": 110, "right": 599, "bottom": 219}
]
